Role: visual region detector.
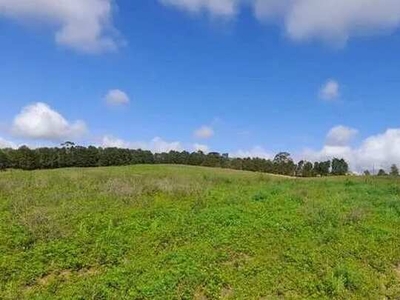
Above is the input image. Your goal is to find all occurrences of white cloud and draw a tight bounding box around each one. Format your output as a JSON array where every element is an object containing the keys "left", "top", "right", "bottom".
[
  {"left": 12, "top": 102, "right": 87, "bottom": 141},
  {"left": 194, "top": 125, "right": 214, "bottom": 139},
  {"left": 2, "top": 0, "right": 399, "bottom": 52},
  {"left": 161, "top": 0, "right": 400, "bottom": 45},
  {"left": 319, "top": 79, "right": 340, "bottom": 101},
  {"left": 101, "top": 135, "right": 183, "bottom": 153},
  {"left": 101, "top": 135, "right": 131, "bottom": 148},
  {"left": 304, "top": 127, "right": 400, "bottom": 172},
  {"left": 304, "top": 145, "right": 354, "bottom": 165},
  {"left": 326, "top": 125, "right": 358, "bottom": 146},
  {"left": 149, "top": 137, "right": 183, "bottom": 153},
  {"left": 356, "top": 129, "right": 400, "bottom": 171},
  {"left": 159, "top": 0, "right": 239, "bottom": 17},
  {"left": 0, "top": 0, "right": 118, "bottom": 53},
  {"left": 105, "top": 89, "right": 130, "bottom": 106},
  {"left": 0, "top": 137, "right": 16, "bottom": 149},
  {"left": 193, "top": 143, "right": 209, "bottom": 153},
  {"left": 231, "top": 146, "right": 272, "bottom": 159},
  {"left": 253, "top": 0, "right": 400, "bottom": 44}
]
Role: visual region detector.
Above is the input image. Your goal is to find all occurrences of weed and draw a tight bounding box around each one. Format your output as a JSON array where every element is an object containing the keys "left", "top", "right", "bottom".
[{"left": 0, "top": 165, "right": 399, "bottom": 299}]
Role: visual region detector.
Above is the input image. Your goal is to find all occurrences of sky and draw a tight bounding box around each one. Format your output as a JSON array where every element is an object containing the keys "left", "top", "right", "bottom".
[{"left": 0, "top": 0, "right": 400, "bottom": 172}]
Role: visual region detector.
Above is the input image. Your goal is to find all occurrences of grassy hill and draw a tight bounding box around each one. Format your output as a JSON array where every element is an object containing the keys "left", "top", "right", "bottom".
[{"left": 1, "top": 165, "right": 400, "bottom": 299}]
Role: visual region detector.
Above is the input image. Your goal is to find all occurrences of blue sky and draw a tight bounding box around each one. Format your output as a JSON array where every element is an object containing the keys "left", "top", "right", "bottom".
[{"left": 1, "top": 0, "right": 400, "bottom": 171}]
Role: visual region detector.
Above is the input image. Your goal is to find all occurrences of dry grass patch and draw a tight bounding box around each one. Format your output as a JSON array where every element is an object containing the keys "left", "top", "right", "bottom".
[
  {"left": 395, "top": 264, "right": 400, "bottom": 279},
  {"left": 35, "top": 267, "right": 100, "bottom": 288},
  {"left": 220, "top": 286, "right": 234, "bottom": 299},
  {"left": 193, "top": 287, "right": 208, "bottom": 300},
  {"left": 102, "top": 176, "right": 205, "bottom": 199}
]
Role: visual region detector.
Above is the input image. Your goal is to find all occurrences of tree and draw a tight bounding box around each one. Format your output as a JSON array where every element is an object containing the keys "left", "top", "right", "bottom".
[
  {"left": 202, "top": 152, "right": 223, "bottom": 168},
  {"left": 274, "top": 152, "right": 291, "bottom": 164},
  {"left": 15, "top": 146, "right": 38, "bottom": 170},
  {"left": 0, "top": 150, "right": 9, "bottom": 171},
  {"left": 36, "top": 147, "right": 59, "bottom": 169},
  {"left": 303, "top": 162, "right": 314, "bottom": 177},
  {"left": 296, "top": 160, "right": 305, "bottom": 177},
  {"left": 331, "top": 158, "right": 349, "bottom": 176},
  {"left": 188, "top": 151, "right": 205, "bottom": 166},
  {"left": 390, "top": 164, "right": 399, "bottom": 177},
  {"left": 273, "top": 152, "right": 296, "bottom": 176},
  {"left": 377, "top": 169, "right": 387, "bottom": 176},
  {"left": 61, "top": 141, "right": 75, "bottom": 149},
  {"left": 363, "top": 170, "right": 371, "bottom": 176},
  {"left": 0, "top": 144, "right": 351, "bottom": 180},
  {"left": 230, "top": 158, "right": 243, "bottom": 170},
  {"left": 319, "top": 160, "right": 331, "bottom": 176},
  {"left": 312, "top": 160, "right": 331, "bottom": 177}
]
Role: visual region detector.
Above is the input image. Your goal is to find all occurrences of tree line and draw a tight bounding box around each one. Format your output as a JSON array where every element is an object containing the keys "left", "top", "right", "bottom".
[
  {"left": 367, "top": 164, "right": 400, "bottom": 177},
  {"left": 0, "top": 142, "right": 352, "bottom": 177}
]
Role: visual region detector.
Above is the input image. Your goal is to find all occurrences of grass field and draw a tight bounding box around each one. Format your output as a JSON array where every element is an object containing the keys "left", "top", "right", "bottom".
[{"left": 1, "top": 165, "right": 400, "bottom": 299}]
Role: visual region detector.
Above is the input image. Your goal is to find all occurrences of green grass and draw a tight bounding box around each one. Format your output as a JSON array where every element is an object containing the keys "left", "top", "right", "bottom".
[{"left": 0, "top": 165, "right": 400, "bottom": 299}]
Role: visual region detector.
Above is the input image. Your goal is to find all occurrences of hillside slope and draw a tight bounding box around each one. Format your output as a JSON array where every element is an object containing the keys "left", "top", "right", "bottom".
[{"left": 0, "top": 165, "right": 399, "bottom": 299}]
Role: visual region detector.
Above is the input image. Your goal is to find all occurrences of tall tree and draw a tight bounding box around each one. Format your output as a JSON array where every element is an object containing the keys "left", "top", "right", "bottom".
[
  {"left": 390, "top": 164, "right": 399, "bottom": 176},
  {"left": 229, "top": 158, "right": 243, "bottom": 170},
  {"left": 273, "top": 152, "right": 296, "bottom": 176},
  {"left": 0, "top": 150, "right": 9, "bottom": 171},
  {"left": 0, "top": 144, "right": 350, "bottom": 179},
  {"left": 331, "top": 158, "right": 349, "bottom": 176},
  {"left": 377, "top": 169, "right": 387, "bottom": 176},
  {"left": 36, "top": 147, "right": 59, "bottom": 169},
  {"left": 303, "top": 161, "right": 314, "bottom": 177},
  {"left": 315, "top": 160, "right": 332, "bottom": 176},
  {"left": 202, "top": 152, "right": 223, "bottom": 168},
  {"left": 15, "top": 146, "right": 38, "bottom": 170},
  {"left": 296, "top": 160, "right": 305, "bottom": 177}
]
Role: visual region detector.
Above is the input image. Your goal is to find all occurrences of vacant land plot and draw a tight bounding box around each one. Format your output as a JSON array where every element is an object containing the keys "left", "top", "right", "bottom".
[{"left": 0, "top": 165, "right": 399, "bottom": 299}]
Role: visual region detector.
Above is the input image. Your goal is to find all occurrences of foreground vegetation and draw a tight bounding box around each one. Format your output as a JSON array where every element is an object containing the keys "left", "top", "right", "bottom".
[{"left": 1, "top": 165, "right": 400, "bottom": 299}]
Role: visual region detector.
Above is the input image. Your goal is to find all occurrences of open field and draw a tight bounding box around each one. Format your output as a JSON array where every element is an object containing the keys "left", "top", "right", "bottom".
[{"left": 1, "top": 165, "right": 400, "bottom": 299}]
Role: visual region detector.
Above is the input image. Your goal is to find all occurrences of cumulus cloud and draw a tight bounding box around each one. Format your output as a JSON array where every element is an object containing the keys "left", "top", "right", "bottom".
[
  {"left": 101, "top": 135, "right": 130, "bottom": 148},
  {"left": 105, "top": 89, "right": 130, "bottom": 106},
  {"left": 0, "top": 137, "right": 16, "bottom": 149},
  {"left": 304, "top": 145, "right": 353, "bottom": 165},
  {"left": 231, "top": 146, "right": 272, "bottom": 159},
  {"left": 161, "top": 0, "right": 400, "bottom": 45},
  {"left": 254, "top": 0, "right": 400, "bottom": 44},
  {"left": 101, "top": 135, "right": 183, "bottom": 153},
  {"left": 319, "top": 79, "right": 340, "bottom": 101},
  {"left": 194, "top": 126, "right": 214, "bottom": 139},
  {"left": 326, "top": 125, "right": 358, "bottom": 146},
  {"left": 193, "top": 143, "right": 209, "bottom": 153},
  {"left": 149, "top": 137, "right": 184, "bottom": 153},
  {"left": 159, "top": 0, "right": 239, "bottom": 17},
  {"left": 2, "top": 0, "right": 399, "bottom": 52},
  {"left": 355, "top": 129, "right": 400, "bottom": 171},
  {"left": 12, "top": 102, "right": 87, "bottom": 141},
  {"left": 1, "top": 0, "right": 399, "bottom": 52},
  {"left": 0, "top": 0, "right": 118, "bottom": 53},
  {"left": 304, "top": 127, "right": 400, "bottom": 172}
]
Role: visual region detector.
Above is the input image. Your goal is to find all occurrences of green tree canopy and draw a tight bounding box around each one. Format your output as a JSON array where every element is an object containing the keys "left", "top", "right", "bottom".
[
  {"left": 364, "top": 170, "right": 371, "bottom": 176},
  {"left": 331, "top": 158, "right": 349, "bottom": 176},
  {"left": 377, "top": 169, "right": 387, "bottom": 176},
  {"left": 0, "top": 150, "right": 9, "bottom": 171},
  {"left": 390, "top": 164, "right": 399, "bottom": 176},
  {"left": 0, "top": 145, "right": 350, "bottom": 179}
]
